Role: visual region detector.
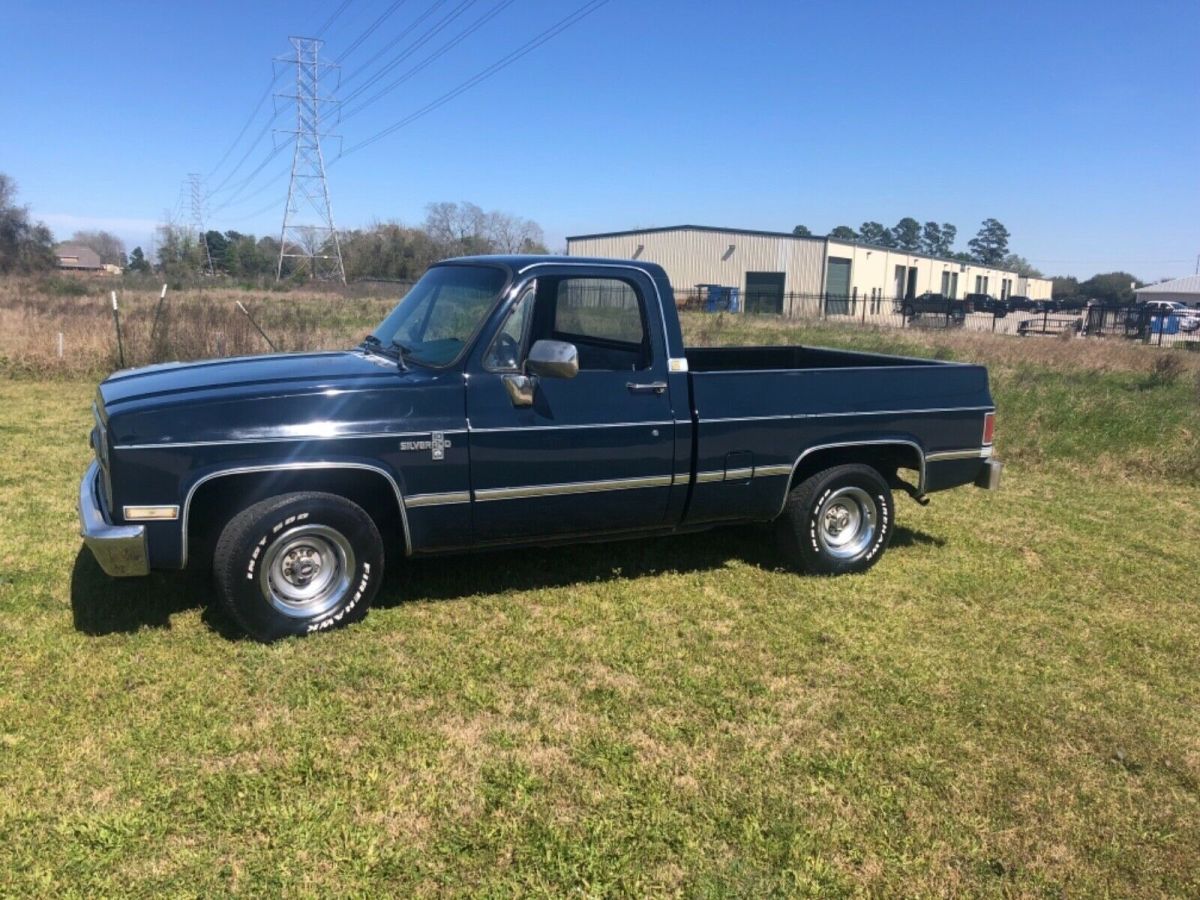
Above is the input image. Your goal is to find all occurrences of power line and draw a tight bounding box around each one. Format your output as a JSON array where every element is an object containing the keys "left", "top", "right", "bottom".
[
  {"left": 209, "top": 162, "right": 291, "bottom": 215},
  {"left": 205, "top": 70, "right": 287, "bottom": 180},
  {"left": 340, "top": 0, "right": 452, "bottom": 88},
  {"left": 224, "top": 195, "right": 290, "bottom": 224},
  {"left": 341, "top": 0, "right": 516, "bottom": 122},
  {"left": 211, "top": 140, "right": 291, "bottom": 210},
  {"left": 335, "top": 0, "right": 412, "bottom": 62},
  {"left": 340, "top": 0, "right": 481, "bottom": 107},
  {"left": 316, "top": 0, "right": 356, "bottom": 37},
  {"left": 207, "top": 109, "right": 288, "bottom": 198},
  {"left": 340, "top": 0, "right": 613, "bottom": 158}
]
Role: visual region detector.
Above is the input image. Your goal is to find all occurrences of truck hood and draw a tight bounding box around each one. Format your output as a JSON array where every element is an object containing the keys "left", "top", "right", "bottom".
[
  {"left": 98, "top": 350, "right": 460, "bottom": 447},
  {"left": 100, "top": 350, "right": 399, "bottom": 408}
]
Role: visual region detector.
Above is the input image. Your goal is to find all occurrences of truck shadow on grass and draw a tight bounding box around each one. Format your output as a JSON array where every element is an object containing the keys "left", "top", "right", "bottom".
[
  {"left": 374, "top": 524, "right": 946, "bottom": 609},
  {"left": 69, "top": 549, "right": 243, "bottom": 639},
  {"left": 69, "top": 524, "right": 945, "bottom": 637}
]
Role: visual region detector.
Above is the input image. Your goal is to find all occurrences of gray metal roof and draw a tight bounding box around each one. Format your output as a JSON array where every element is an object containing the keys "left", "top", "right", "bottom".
[
  {"left": 567, "top": 224, "right": 1049, "bottom": 280},
  {"left": 1135, "top": 274, "right": 1200, "bottom": 297},
  {"left": 55, "top": 243, "right": 103, "bottom": 269}
]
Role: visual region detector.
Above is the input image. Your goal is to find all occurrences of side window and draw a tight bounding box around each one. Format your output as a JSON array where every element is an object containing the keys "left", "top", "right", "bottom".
[
  {"left": 550, "top": 278, "right": 649, "bottom": 370},
  {"left": 482, "top": 287, "right": 534, "bottom": 371}
]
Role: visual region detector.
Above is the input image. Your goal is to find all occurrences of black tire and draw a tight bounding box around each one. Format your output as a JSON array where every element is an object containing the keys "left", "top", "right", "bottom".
[
  {"left": 775, "top": 464, "right": 894, "bottom": 575},
  {"left": 213, "top": 491, "right": 384, "bottom": 642}
]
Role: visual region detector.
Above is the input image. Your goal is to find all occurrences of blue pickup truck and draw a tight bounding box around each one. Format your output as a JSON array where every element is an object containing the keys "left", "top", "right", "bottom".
[{"left": 81, "top": 256, "right": 1000, "bottom": 641}]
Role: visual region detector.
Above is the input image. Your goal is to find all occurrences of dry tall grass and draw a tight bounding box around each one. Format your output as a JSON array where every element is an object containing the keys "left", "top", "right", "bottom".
[
  {"left": 678, "top": 310, "right": 1200, "bottom": 378},
  {"left": 2, "top": 277, "right": 1197, "bottom": 381},
  {"left": 0, "top": 279, "right": 397, "bottom": 378}
]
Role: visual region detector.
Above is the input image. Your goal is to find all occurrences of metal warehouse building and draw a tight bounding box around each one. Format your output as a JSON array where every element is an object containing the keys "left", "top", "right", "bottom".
[
  {"left": 1135, "top": 275, "right": 1200, "bottom": 308},
  {"left": 566, "top": 225, "right": 1053, "bottom": 313}
]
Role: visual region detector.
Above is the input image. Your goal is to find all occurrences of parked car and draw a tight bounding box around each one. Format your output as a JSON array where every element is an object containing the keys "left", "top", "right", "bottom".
[
  {"left": 81, "top": 256, "right": 1001, "bottom": 641},
  {"left": 965, "top": 293, "right": 1007, "bottom": 316},
  {"left": 894, "top": 292, "right": 970, "bottom": 322},
  {"left": 1017, "top": 315, "right": 1083, "bottom": 337},
  {"left": 1137, "top": 300, "right": 1200, "bottom": 332},
  {"left": 1006, "top": 295, "right": 1046, "bottom": 312}
]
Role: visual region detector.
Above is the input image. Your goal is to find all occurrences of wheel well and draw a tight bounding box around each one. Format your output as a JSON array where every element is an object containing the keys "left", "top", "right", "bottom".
[
  {"left": 787, "top": 443, "right": 922, "bottom": 495},
  {"left": 185, "top": 468, "right": 405, "bottom": 569}
]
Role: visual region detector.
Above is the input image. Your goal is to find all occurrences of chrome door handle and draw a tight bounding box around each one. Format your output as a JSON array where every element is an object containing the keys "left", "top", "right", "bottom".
[{"left": 627, "top": 381, "right": 668, "bottom": 395}]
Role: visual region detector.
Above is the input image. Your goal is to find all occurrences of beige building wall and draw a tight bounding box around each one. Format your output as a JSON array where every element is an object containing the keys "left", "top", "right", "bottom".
[
  {"left": 567, "top": 227, "right": 1052, "bottom": 304},
  {"left": 825, "top": 241, "right": 1053, "bottom": 302},
  {"left": 566, "top": 228, "right": 827, "bottom": 296}
]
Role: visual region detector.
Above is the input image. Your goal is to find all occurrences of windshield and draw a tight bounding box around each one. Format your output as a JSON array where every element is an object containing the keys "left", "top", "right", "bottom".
[{"left": 369, "top": 265, "right": 508, "bottom": 367}]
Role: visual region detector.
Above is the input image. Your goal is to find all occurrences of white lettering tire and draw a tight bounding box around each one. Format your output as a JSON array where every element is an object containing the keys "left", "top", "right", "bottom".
[
  {"left": 213, "top": 492, "right": 384, "bottom": 642},
  {"left": 775, "top": 464, "right": 894, "bottom": 575}
]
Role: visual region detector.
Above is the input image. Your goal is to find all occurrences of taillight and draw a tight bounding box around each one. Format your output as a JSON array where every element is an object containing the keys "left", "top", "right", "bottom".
[{"left": 982, "top": 412, "right": 995, "bottom": 446}]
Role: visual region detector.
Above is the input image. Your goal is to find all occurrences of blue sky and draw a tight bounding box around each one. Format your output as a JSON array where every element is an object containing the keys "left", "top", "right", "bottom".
[{"left": 3, "top": 0, "right": 1197, "bottom": 279}]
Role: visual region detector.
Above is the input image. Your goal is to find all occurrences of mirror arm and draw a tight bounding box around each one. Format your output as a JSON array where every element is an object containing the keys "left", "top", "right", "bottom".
[{"left": 502, "top": 373, "right": 536, "bottom": 408}]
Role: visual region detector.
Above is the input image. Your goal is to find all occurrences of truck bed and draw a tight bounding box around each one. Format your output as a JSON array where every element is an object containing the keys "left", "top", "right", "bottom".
[
  {"left": 680, "top": 343, "right": 994, "bottom": 525},
  {"left": 685, "top": 344, "right": 944, "bottom": 372}
]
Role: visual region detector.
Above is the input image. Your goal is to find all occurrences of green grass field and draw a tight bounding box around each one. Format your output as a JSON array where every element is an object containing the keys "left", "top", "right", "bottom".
[{"left": 1, "top": 318, "right": 1199, "bottom": 895}]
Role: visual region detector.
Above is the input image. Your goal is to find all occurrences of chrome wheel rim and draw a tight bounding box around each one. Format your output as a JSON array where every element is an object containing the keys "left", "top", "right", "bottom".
[
  {"left": 816, "top": 487, "right": 877, "bottom": 560},
  {"left": 259, "top": 524, "right": 355, "bottom": 619}
]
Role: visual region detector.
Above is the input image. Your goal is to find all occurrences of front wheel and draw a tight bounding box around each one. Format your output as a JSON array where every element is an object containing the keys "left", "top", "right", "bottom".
[
  {"left": 775, "top": 464, "right": 894, "bottom": 575},
  {"left": 213, "top": 492, "right": 384, "bottom": 641}
]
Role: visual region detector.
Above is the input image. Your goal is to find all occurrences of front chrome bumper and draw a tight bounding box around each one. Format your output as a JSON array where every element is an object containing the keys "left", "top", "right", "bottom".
[
  {"left": 79, "top": 461, "right": 149, "bottom": 577},
  {"left": 975, "top": 458, "right": 1003, "bottom": 491}
]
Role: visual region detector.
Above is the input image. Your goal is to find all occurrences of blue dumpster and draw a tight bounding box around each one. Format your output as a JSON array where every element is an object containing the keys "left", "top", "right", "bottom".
[
  {"left": 698, "top": 284, "right": 740, "bottom": 313},
  {"left": 1150, "top": 313, "right": 1180, "bottom": 335}
]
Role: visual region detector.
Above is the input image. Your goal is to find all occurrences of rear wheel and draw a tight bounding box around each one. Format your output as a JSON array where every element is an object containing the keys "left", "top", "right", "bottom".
[
  {"left": 213, "top": 491, "right": 384, "bottom": 641},
  {"left": 776, "top": 464, "right": 894, "bottom": 575}
]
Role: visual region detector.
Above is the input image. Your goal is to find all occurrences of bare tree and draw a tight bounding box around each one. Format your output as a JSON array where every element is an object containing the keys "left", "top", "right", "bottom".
[
  {"left": 155, "top": 217, "right": 201, "bottom": 278},
  {"left": 71, "top": 229, "right": 127, "bottom": 266},
  {"left": 486, "top": 211, "right": 547, "bottom": 254},
  {"left": 424, "top": 201, "right": 547, "bottom": 256}
]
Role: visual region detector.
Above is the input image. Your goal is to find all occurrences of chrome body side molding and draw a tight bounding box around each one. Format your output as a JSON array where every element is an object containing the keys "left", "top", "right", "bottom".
[
  {"left": 695, "top": 405, "right": 993, "bottom": 425},
  {"left": 405, "top": 490, "right": 471, "bottom": 508},
  {"left": 926, "top": 447, "right": 992, "bottom": 462},
  {"left": 114, "top": 430, "right": 467, "bottom": 451},
  {"left": 467, "top": 420, "right": 675, "bottom": 434},
  {"left": 474, "top": 474, "right": 673, "bottom": 503}
]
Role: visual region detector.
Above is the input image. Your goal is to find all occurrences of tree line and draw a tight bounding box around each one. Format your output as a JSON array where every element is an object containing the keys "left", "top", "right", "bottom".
[
  {"left": 0, "top": 174, "right": 56, "bottom": 274},
  {"left": 792, "top": 217, "right": 1037, "bottom": 274},
  {"left": 152, "top": 200, "right": 549, "bottom": 282},
  {"left": 0, "top": 170, "right": 1158, "bottom": 306}
]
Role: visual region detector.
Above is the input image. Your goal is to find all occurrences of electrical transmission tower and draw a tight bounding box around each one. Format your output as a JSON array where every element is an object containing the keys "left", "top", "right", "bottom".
[
  {"left": 187, "top": 173, "right": 215, "bottom": 275},
  {"left": 275, "top": 36, "right": 346, "bottom": 283}
]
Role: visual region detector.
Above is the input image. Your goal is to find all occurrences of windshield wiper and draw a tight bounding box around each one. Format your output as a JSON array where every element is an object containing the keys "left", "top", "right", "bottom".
[
  {"left": 390, "top": 339, "right": 415, "bottom": 371},
  {"left": 361, "top": 334, "right": 407, "bottom": 370}
]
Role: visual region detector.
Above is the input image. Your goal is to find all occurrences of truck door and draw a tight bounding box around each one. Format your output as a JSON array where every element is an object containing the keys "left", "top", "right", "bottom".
[{"left": 465, "top": 266, "right": 677, "bottom": 544}]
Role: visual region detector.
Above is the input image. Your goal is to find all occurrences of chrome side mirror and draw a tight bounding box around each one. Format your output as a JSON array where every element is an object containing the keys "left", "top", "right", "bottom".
[{"left": 526, "top": 340, "right": 578, "bottom": 379}]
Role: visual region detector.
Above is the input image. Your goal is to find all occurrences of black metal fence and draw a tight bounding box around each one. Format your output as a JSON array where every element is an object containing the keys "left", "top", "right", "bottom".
[{"left": 673, "top": 289, "right": 1200, "bottom": 350}]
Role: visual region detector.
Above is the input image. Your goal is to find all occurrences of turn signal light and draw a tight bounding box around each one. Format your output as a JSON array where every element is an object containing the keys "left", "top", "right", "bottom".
[{"left": 123, "top": 506, "right": 180, "bottom": 521}]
